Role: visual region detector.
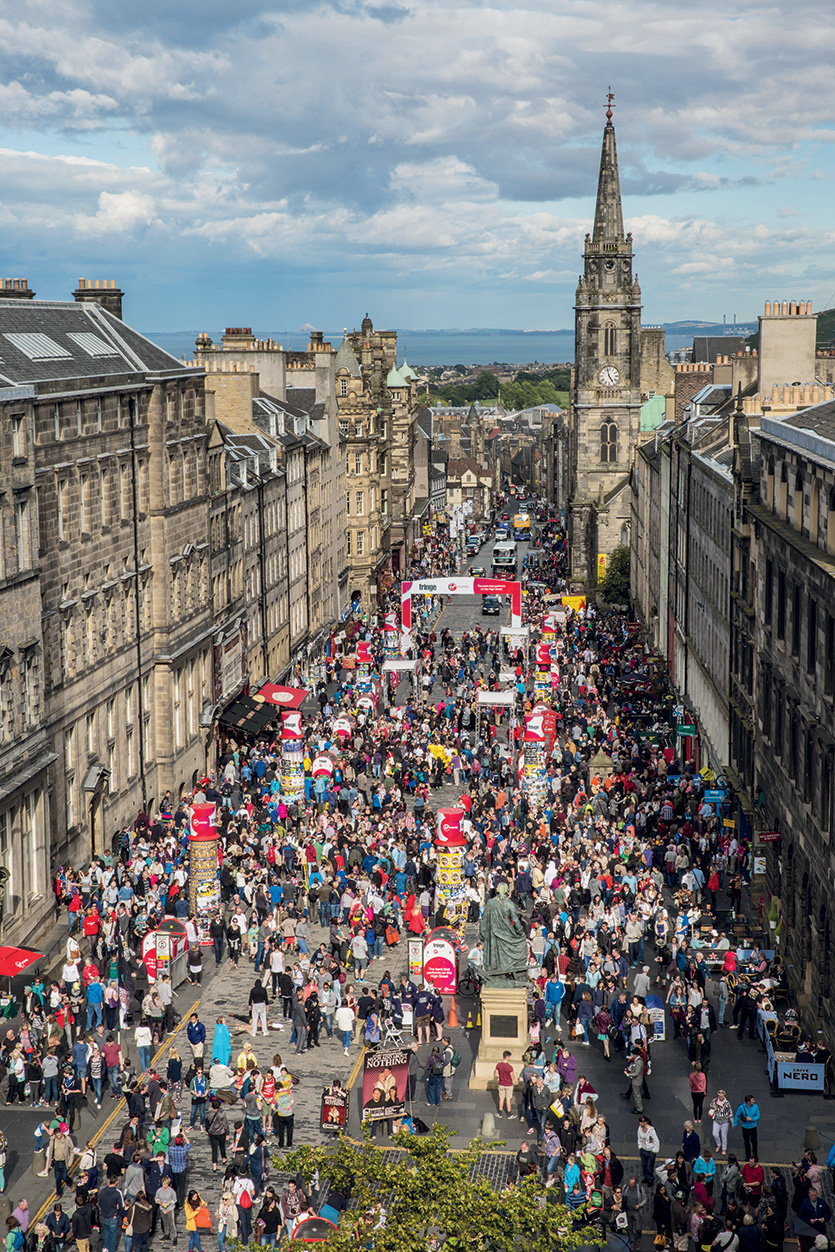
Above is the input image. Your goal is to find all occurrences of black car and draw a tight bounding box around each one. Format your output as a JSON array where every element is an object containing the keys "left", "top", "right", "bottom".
[{"left": 481, "top": 594, "right": 501, "bottom": 615}]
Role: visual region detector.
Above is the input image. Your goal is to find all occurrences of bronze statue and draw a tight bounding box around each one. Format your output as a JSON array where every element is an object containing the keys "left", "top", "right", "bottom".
[{"left": 478, "top": 881, "right": 529, "bottom": 984}]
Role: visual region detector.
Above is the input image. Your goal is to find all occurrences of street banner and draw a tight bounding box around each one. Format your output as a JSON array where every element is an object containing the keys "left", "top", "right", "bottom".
[
  {"left": 320, "top": 1087, "right": 349, "bottom": 1133},
  {"left": 408, "top": 938, "right": 424, "bottom": 980},
  {"left": 280, "top": 712, "right": 303, "bottom": 740},
  {"left": 436, "top": 808, "right": 466, "bottom": 846},
  {"left": 362, "top": 1048, "right": 409, "bottom": 1121},
  {"left": 423, "top": 934, "right": 458, "bottom": 994}
]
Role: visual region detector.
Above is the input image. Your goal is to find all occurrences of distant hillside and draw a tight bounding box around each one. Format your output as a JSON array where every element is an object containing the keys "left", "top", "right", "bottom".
[{"left": 745, "top": 307, "right": 835, "bottom": 350}]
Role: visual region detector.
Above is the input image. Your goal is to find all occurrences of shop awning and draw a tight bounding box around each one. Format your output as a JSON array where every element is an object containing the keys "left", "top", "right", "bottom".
[
  {"left": 218, "top": 696, "right": 277, "bottom": 735},
  {"left": 255, "top": 684, "right": 308, "bottom": 709}
]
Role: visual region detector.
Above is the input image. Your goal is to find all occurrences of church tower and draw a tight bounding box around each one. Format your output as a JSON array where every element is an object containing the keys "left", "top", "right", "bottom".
[{"left": 569, "top": 94, "right": 642, "bottom": 581}]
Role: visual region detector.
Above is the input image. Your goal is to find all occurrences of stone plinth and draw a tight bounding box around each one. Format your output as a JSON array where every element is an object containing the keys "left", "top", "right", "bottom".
[{"left": 469, "top": 985, "right": 528, "bottom": 1090}]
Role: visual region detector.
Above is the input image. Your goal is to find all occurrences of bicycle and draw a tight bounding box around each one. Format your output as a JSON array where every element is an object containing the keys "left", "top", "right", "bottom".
[{"left": 456, "top": 968, "right": 484, "bottom": 998}]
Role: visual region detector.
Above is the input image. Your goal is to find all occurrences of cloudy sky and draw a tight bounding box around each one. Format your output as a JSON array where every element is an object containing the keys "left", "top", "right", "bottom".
[{"left": 0, "top": 0, "right": 833, "bottom": 334}]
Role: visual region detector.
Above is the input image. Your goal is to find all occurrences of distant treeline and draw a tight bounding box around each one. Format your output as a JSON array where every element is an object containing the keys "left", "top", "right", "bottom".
[{"left": 429, "top": 366, "right": 570, "bottom": 409}]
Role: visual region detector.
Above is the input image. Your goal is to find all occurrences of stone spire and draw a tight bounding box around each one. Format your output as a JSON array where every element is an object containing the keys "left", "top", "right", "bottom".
[{"left": 592, "top": 90, "right": 625, "bottom": 245}]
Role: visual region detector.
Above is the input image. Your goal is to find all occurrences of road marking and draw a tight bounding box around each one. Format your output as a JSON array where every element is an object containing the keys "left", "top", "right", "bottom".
[
  {"left": 345, "top": 1044, "right": 367, "bottom": 1092},
  {"left": 31, "top": 997, "right": 201, "bottom": 1226}
]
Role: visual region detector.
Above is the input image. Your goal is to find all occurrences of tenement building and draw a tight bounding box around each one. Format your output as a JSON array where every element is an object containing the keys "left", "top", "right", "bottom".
[
  {"left": 735, "top": 401, "right": 835, "bottom": 1030},
  {"left": 0, "top": 284, "right": 212, "bottom": 944},
  {"left": 630, "top": 293, "right": 835, "bottom": 1041},
  {"left": 194, "top": 327, "right": 347, "bottom": 632}
]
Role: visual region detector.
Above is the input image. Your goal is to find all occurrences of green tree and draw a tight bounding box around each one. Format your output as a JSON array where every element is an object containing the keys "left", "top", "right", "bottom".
[
  {"left": 275, "top": 1125, "right": 591, "bottom": 1252},
  {"left": 599, "top": 544, "right": 631, "bottom": 603}
]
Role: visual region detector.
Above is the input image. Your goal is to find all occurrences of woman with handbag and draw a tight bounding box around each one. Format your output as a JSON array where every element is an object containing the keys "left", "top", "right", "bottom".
[
  {"left": 184, "top": 1191, "right": 210, "bottom": 1252},
  {"left": 125, "top": 1190, "right": 153, "bottom": 1252},
  {"left": 255, "top": 1189, "right": 281, "bottom": 1248},
  {"left": 216, "top": 1193, "right": 237, "bottom": 1252},
  {"left": 593, "top": 1007, "right": 613, "bottom": 1060}
]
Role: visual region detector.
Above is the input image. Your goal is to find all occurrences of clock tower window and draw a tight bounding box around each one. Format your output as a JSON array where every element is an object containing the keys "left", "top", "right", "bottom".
[
  {"left": 600, "top": 422, "right": 618, "bottom": 463},
  {"left": 604, "top": 324, "right": 616, "bottom": 356}
]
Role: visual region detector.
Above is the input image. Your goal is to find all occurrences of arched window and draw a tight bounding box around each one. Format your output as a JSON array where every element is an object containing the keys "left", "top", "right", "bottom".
[
  {"left": 604, "top": 323, "right": 616, "bottom": 356},
  {"left": 600, "top": 422, "right": 618, "bottom": 463},
  {"left": 620, "top": 523, "right": 629, "bottom": 547}
]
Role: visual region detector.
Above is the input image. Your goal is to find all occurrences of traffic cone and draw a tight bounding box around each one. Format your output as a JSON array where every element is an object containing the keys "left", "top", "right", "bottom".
[
  {"left": 448, "top": 996, "right": 459, "bottom": 1028},
  {"left": 465, "top": 1006, "right": 475, "bottom": 1031},
  {"left": 476, "top": 1006, "right": 482, "bottom": 1027}
]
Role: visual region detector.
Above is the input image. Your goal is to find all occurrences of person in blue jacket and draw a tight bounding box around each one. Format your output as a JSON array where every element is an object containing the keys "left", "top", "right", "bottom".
[
  {"left": 733, "top": 1094, "right": 760, "bottom": 1158},
  {"left": 544, "top": 973, "right": 565, "bottom": 1035},
  {"left": 187, "top": 1013, "right": 206, "bottom": 1062}
]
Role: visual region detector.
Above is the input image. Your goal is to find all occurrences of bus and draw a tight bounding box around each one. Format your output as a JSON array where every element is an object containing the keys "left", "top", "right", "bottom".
[
  {"left": 492, "top": 541, "right": 517, "bottom": 576},
  {"left": 513, "top": 513, "right": 531, "bottom": 541}
]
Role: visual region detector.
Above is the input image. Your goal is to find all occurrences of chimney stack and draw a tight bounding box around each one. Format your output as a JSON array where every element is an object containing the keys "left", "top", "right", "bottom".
[
  {"left": 73, "top": 278, "right": 124, "bottom": 320},
  {"left": 0, "top": 278, "right": 36, "bottom": 300}
]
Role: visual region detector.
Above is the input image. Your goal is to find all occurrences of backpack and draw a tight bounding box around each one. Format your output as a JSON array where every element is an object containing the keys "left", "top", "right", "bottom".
[
  {"left": 450, "top": 1050, "right": 462, "bottom": 1069},
  {"left": 11, "top": 1230, "right": 23, "bottom": 1251},
  {"left": 431, "top": 1058, "right": 445, "bottom": 1077},
  {"left": 239, "top": 1189, "right": 252, "bottom": 1210}
]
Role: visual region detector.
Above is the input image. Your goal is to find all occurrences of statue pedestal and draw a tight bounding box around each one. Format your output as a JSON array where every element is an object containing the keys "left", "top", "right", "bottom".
[{"left": 469, "top": 985, "right": 528, "bottom": 1090}]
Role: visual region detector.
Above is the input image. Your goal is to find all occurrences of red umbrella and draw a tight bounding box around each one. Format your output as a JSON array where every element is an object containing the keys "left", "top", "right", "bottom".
[
  {"left": 255, "top": 684, "right": 308, "bottom": 710},
  {"left": 0, "top": 947, "right": 43, "bottom": 991}
]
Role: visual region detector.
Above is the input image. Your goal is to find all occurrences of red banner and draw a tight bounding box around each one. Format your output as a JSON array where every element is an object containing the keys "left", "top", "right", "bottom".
[
  {"left": 281, "top": 712, "right": 303, "bottom": 740},
  {"left": 189, "top": 802, "right": 217, "bottom": 841},
  {"left": 436, "top": 808, "right": 466, "bottom": 847}
]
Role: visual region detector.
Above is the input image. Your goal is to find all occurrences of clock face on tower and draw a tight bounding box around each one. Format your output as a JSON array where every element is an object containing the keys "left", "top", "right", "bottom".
[{"left": 598, "top": 365, "right": 620, "bottom": 386}]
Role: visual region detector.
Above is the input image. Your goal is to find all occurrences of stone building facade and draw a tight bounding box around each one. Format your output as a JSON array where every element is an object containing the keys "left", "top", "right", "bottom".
[
  {"left": 0, "top": 290, "right": 212, "bottom": 943},
  {"left": 194, "top": 328, "right": 347, "bottom": 632},
  {"left": 739, "top": 403, "right": 835, "bottom": 1033}
]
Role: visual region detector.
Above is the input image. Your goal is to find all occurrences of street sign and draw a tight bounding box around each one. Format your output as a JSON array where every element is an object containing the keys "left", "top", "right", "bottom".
[
  {"left": 677, "top": 725, "right": 696, "bottom": 736},
  {"left": 758, "top": 830, "right": 782, "bottom": 843}
]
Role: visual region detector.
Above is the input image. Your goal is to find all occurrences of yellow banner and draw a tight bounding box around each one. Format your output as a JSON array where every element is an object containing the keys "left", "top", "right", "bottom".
[{"left": 561, "top": 595, "right": 587, "bottom": 611}]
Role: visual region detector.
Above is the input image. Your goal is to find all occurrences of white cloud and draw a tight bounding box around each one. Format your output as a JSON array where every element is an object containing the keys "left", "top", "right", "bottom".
[
  {"left": 0, "top": 0, "right": 834, "bottom": 325},
  {"left": 78, "top": 190, "right": 160, "bottom": 235}
]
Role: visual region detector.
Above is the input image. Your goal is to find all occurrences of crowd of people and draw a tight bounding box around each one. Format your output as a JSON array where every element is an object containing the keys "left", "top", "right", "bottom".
[{"left": 0, "top": 488, "right": 827, "bottom": 1252}]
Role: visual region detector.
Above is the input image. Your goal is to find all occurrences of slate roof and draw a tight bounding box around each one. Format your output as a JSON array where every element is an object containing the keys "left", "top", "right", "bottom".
[
  {"left": 334, "top": 335, "right": 361, "bottom": 378},
  {"left": 782, "top": 399, "right": 835, "bottom": 442},
  {"left": 0, "top": 299, "right": 194, "bottom": 386},
  {"left": 692, "top": 335, "right": 745, "bottom": 364}
]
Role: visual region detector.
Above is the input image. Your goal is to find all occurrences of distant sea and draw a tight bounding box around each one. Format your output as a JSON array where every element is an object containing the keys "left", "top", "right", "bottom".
[{"left": 143, "top": 326, "right": 738, "bottom": 369}]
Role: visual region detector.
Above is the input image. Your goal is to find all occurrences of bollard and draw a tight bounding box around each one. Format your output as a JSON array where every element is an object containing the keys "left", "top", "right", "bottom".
[
  {"left": 480, "top": 1112, "right": 498, "bottom": 1139},
  {"left": 805, "top": 1126, "right": 820, "bottom": 1151}
]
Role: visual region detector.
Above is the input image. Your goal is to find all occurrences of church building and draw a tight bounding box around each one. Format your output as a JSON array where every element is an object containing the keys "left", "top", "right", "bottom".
[{"left": 568, "top": 98, "right": 669, "bottom": 587}]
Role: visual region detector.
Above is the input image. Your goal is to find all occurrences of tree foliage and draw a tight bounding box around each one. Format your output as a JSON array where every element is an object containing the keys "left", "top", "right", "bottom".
[
  {"left": 273, "top": 1124, "right": 591, "bottom": 1252},
  {"left": 430, "top": 370, "right": 500, "bottom": 406},
  {"left": 599, "top": 544, "right": 631, "bottom": 603}
]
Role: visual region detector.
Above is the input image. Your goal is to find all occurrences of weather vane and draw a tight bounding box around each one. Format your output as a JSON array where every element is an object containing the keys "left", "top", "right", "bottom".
[{"left": 606, "top": 88, "right": 615, "bottom": 122}]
